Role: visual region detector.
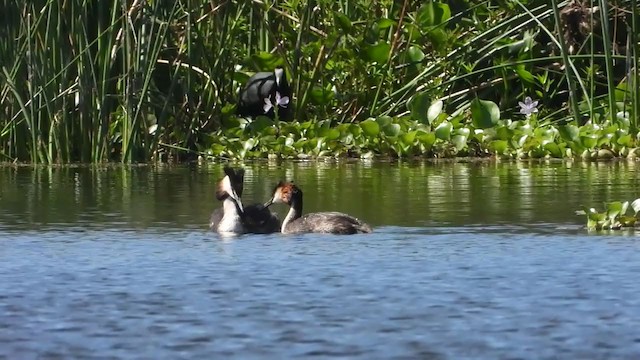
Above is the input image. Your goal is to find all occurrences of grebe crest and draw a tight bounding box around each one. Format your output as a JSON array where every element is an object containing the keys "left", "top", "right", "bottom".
[
  {"left": 265, "top": 181, "right": 372, "bottom": 235},
  {"left": 270, "top": 181, "right": 299, "bottom": 205}
]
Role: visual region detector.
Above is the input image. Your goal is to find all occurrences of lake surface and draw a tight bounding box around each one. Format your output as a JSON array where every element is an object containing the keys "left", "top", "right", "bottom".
[{"left": 1, "top": 161, "right": 640, "bottom": 359}]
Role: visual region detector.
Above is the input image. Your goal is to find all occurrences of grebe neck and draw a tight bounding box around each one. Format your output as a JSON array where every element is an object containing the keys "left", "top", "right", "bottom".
[{"left": 281, "top": 194, "right": 303, "bottom": 232}]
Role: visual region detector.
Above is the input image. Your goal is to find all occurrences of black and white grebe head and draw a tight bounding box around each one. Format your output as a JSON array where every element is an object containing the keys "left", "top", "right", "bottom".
[
  {"left": 210, "top": 167, "right": 281, "bottom": 234},
  {"left": 265, "top": 181, "right": 372, "bottom": 235},
  {"left": 213, "top": 167, "right": 246, "bottom": 235}
]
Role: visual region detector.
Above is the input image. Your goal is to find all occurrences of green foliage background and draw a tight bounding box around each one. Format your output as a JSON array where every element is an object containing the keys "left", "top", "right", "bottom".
[{"left": 0, "top": 0, "right": 638, "bottom": 163}]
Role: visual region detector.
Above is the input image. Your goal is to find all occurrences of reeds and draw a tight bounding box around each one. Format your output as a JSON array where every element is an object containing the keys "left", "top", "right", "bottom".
[{"left": 0, "top": 0, "right": 638, "bottom": 163}]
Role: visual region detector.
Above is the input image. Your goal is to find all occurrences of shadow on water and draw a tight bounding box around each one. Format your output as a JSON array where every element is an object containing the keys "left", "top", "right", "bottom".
[{"left": 0, "top": 160, "right": 639, "bottom": 232}]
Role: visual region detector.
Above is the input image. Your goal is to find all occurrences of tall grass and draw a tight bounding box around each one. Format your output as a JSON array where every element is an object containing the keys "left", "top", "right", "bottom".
[{"left": 0, "top": 0, "right": 638, "bottom": 163}]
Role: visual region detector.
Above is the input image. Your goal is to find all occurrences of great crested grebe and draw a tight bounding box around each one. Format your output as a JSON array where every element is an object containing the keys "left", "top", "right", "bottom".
[
  {"left": 264, "top": 181, "right": 372, "bottom": 235},
  {"left": 210, "top": 167, "right": 280, "bottom": 234}
]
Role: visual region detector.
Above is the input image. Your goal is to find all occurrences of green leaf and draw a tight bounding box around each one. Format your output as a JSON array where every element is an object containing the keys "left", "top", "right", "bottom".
[
  {"left": 427, "top": 100, "right": 443, "bottom": 124},
  {"left": 360, "top": 119, "right": 380, "bottom": 137},
  {"left": 309, "top": 86, "right": 335, "bottom": 105},
  {"left": 417, "top": 131, "right": 436, "bottom": 148},
  {"left": 489, "top": 140, "right": 509, "bottom": 154},
  {"left": 515, "top": 65, "right": 535, "bottom": 85},
  {"left": 408, "top": 92, "right": 430, "bottom": 123},
  {"left": 617, "top": 134, "right": 633, "bottom": 147},
  {"left": 605, "top": 201, "right": 623, "bottom": 221},
  {"left": 377, "top": 18, "right": 395, "bottom": 29},
  {"left": 365, "top": 42, "right": 391, "bottom": 63},
  {"left": 580, "top": 134, "right": 598, "bottom": 149},
  {"left": 406, "top": 46, "right": 425, "bottom": 63},
  {"left": 559, "top": 124, "right": 580, "bottom": 142},
  {"left": 401, "top": 131, "right": 417, "bottom": 145},
  {"left": 333, "top": 11, "right": 352, "bottom": 33},
  {"left": 451, "top": 134, "right": 467, "bottom": 150},
  {"left": 544, "top": 142, "right": 562, "bottom": 158},
  {"left": 319, "top": 127, "right": 341, "bottom": 140},
  {"left": 250, "top": 52, "right": 285, "bottom": 69},
  {"left": 383, "top": 123, "right": 401, "bottom": 137},
  {"left": 427, "top": 29, "right": 449, "bottom": 49},
  {"left": 376, "top": 115, "right": 393, "bottom": 128},
  {"left": 416, "top": 2, "right": 451, "bottom": 28},
  {"left": 471, "top": 98, "right": 500, "bottom": 129},
  {"left": 435, "top": 121, "right": 452, "bottom": 140},
  {"left": 249, "top": 116, "right": 273, "bottom": 133}
]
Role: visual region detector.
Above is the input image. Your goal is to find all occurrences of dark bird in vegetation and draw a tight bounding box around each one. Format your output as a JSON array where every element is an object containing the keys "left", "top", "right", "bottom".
[
  {"left": 210, "top": 167, "right": 280, "bottom": 234},
  {"left": 237, "top": 67, "right": 292, "bottom": 120},
  {"left": 264, "top": 181, "right": 373, "bottom": 235}
]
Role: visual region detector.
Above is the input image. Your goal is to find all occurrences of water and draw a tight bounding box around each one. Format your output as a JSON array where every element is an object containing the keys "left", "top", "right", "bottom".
[{"left": 1, "top": 161, "right": 640, "bottom": 359}]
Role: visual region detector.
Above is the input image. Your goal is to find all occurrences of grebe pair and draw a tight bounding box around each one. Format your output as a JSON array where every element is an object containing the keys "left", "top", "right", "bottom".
[
  {"left": 210, "top": 167, "right": 280, "bottom": 234},
  {"left": 211, "top": 168, "right": 372, "bottom": 235}
]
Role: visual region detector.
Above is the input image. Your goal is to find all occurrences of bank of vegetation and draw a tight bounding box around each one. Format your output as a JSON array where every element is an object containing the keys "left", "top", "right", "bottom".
[{"left": 0, "top": 0, "right": 638, "bottom": 163}]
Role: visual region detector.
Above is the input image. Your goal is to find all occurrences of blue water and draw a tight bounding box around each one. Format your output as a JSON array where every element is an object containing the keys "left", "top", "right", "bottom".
[
  {"left": 2, "top": 226, "right": 640, "bottom": 359},
  {"left": 1, "top": 162, "right": 640, "bottom": 359}
]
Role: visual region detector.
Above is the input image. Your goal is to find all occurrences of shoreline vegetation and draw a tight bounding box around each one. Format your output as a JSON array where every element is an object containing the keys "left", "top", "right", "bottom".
[{"left": 1, "top": 0, "right": 638, "bottom": 164}]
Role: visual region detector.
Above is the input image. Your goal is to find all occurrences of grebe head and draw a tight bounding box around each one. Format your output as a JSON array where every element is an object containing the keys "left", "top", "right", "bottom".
[
  {"left": 216, "top": 167, "right": 244, "bottom": 212},
  {"left": 264, "top": 181, "right": 301, "bottom": 207}
]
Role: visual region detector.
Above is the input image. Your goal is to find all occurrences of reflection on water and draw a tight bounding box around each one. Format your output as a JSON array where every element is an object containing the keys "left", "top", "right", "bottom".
[
  {"left": 1, "top": 161, "right": 640, "bottom": 358},
  {"left": 1, "top": 161, "right": 639, "bottom": 230}
]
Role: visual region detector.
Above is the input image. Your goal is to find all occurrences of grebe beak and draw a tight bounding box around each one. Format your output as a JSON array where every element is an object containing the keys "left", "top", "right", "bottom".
[
  {"left": 228, "top": 187, "right": 244, "bottom": 213},
  {"left": 263, "top": 198, "right": 274, "bottom": 208}
]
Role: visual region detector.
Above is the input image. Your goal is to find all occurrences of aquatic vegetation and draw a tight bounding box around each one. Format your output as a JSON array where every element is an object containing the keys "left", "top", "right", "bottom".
[
  {"left": 0, "top": 0, "right": 638, "bottom": 163},
  {"left": 576, "top": 199, "right": 640, "bottom": 230}
]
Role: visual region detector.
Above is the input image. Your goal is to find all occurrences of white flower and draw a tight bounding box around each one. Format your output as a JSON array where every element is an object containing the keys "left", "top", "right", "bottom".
[
  {"left": 263, "top": 91, "right": 289, "bottom": 113},
  {"left": 519, "top": 96, "right": 539, "bottom": 117}
]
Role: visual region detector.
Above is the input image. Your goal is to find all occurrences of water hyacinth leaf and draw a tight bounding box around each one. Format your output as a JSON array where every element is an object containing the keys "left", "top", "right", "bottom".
[
  {"left": 324, "top": 128, "right": 341, "bottom": 141},
  {"left": 544, "top": 142, "right": 562, "bottom": 158},
  {"left": 619, "top": 215, "right": 636, "bottom": 227},
  {"left": 416, "top": 2, "right": 451, "bottom": 29},
  {"left": 376, "top": 115, "right": 393, "bottom": 128},
  {"left": 400, "top": 131, "right": 417, "bottom": 146},
  {"left": 605, "top": 201, "right": 623, "bottom": 221},
  {"left": 459, "top": 126, "right": 472, "bottom": 136},
  {"left": 377, "top": 18, "right": 395, "bottom": 30},
  {"left": 489, "top": 140, "right": 509, "bottom": 154},
  {"left": 242, "top": 138, "right": 257, "bottom": 154},
  {"left": 580, "top": 134, "right": 598, "bottom": 149},
  {"left": 360, "top": 119, "right": 380, "bottom": 137},
  {"left": 559, "top": 124, "right": 580, "bottom": 142},
  {"left": 427, "top": 100, "right": 443, "bottom": 124},
  {"left": 407, "top": 46, "right": 425, "bottom": 63},
  {"left": 365, "top": 42, "right": 391, "bottom": 63},
  {"left": 249, "top": 116, "right": 273, "bottom": 133},
  {"left": 408, "top": 92, "right": 430, "bottom": 123},
  {"left": 631, "top": 198, "right": 640, "bottom": 214},
  {"left": 349, "top": 124, "right": 362, "bottom": 137},
  {"left": 250, "top": 52, "right": 285, "bottom": 69},
  {"left": 496, "top": 125, "right": 513, "bottom": 140},
  {"left": 621, "top": 201, "right": 629, "bottom": 216},
  {"left": 417, "top": 131, "right": 436, "bottom": 148},
  {"left": 383, "top": 123, "right": 401, "bottom": 137},
  {"left": 617, "top": 134, "right": 633, "bottom": 147},
  {"left": 427, "top": 29, "right": 449, "bottom": 49},
  {"left": 333, "top": 11, "right": 352, "bottom": 33},
  {"left": 471, "top": 98, "right": 500, "bottom": 129},
  {"left": 451, "top": 134, "right": 467, "bottom": 151},
  {"left": 309, "top": 86, "right": 334, "bottom": 105},
  {"left": 435, "top": 121, "right": 453, "bottom": 140}
]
